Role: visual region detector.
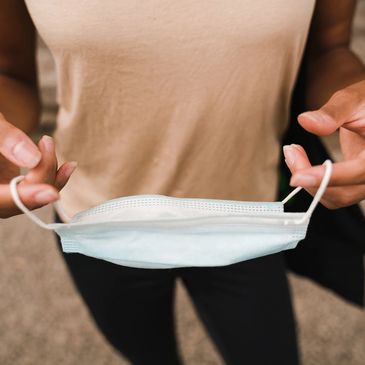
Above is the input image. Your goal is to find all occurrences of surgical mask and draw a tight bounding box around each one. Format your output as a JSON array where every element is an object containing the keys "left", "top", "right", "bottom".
[{"left": 10, "top": 160, "right": 332, "bottom": 269}]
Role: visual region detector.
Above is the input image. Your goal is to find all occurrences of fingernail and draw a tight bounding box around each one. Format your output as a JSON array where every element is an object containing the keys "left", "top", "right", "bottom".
[
  {"left": 12, "top": 141, "right": 41, "bottom": 167},
  {"left": 291, "top": 144, "right": 302, "bottom": 150},
  {"left": 291, "top": 174, "right": 317, "bottom": 187},
  {"left": 41, "top": 135, "right": 54, "bottom": 153},
  {"left": 283, "top": 145, "right": 296, "bottom": 166},
  {"left": 300, "top": 111, "right": 325, "bottom": 123},
  {"left": 34, "top": 189, "right": 59, "bottom": 204}
]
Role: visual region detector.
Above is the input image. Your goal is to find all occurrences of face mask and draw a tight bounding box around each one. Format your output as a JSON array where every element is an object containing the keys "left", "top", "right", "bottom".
[{"left": 10, "top": 160, "right": 332, "bottom": 269}]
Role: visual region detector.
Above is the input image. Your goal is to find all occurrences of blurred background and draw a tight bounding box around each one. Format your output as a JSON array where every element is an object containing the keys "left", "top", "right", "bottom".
[{"left": 0, "top": 2, "right": 364, "bottom": 365}]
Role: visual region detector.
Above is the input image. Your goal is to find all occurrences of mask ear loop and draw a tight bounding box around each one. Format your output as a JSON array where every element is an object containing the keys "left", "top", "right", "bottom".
[
  {"left": 11, "top": 162, "right": 332, "bottom": 229},
  {"left": 281, "top": 160, "right": 333, "bottom": 224},
  {"left": 10, "top": 175, "right": 57, "bottom": 230}
]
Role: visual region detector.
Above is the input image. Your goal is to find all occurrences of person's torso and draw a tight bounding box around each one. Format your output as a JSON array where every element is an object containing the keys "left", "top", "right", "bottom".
[{"left": 25, "top": 0, "right": 315, "bottom": 217}]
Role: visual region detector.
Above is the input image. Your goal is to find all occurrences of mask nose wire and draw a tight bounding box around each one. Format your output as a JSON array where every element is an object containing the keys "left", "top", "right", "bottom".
[
  {"left": 281, "top": 160, "right": 333, "bottom": 224},
  {"left": 9, "top": 175, "right": 56, "bottom": 230}
]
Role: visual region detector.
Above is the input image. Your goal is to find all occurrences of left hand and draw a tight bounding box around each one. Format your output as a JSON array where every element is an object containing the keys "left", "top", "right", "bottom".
[{"left": 283, "top": 80, "right": 365, "bottom": 209}]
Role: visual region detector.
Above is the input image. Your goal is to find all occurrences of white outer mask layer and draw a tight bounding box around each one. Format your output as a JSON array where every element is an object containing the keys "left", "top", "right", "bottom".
[{"left": 10, "top": 161, "right": 333, "bottom": 269}]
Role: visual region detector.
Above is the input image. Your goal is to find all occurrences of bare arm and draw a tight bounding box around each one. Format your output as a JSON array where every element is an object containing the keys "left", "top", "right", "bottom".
[
  {"left": 283, "top": 0, "right": 365, "bottom": 208},
  {"left": 305, "top": 0, "right": 365, "bottom": 109},
  {"left": 0, "top": 0, "right": 76, "bottom": 218},
  {"left": 0, "top": 0, "right": 40, "bottom": 132}
]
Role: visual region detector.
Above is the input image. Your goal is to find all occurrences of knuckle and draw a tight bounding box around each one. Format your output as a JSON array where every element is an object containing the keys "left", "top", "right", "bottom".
[
  {"left": 332, "top": 88, "right": 360, "bottom": 104},
  {"left": 332, "top": 190, "right": 355, "bottom": 208},
  {"left": 0, "top": 122, "right": 22, "bottom": 141},
  {"left": 321, "top": 199, "right": 337, "bottom": 210},
  {"left": 9, "top": 128, "right": 26, "bottom": 142}
]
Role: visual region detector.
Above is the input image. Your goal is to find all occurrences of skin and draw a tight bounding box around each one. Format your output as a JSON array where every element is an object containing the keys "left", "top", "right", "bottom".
[
  {"left": 283, "top": 0, "right": 365, "bottom": 208},
  {"left": 0, "top": 0, "right": 76, "bottom": 218},
  {"left": 0, "top": 1, "right": 364, "bottom": 219}
]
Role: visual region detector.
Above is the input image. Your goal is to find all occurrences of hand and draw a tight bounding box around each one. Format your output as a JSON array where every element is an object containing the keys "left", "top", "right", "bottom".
[
  {"left": 283, "top": 80, "right": 365, "bottom": 209},
  {"left": 0, "top": 113, "right": 76, "bottom": 218}
]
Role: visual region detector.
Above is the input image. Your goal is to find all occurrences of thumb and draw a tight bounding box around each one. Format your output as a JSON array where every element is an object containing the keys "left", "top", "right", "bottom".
[
  {"left": 298, "top": 87, "right": 361, "bottom": 136},
  {"left": 0, "top": 113, "right": 41, "bottom": 168}
]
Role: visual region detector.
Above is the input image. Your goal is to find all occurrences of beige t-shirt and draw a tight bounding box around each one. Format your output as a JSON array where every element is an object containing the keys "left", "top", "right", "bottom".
[{"left": 25, "top": 0, "right": 315, "bottom": 217}]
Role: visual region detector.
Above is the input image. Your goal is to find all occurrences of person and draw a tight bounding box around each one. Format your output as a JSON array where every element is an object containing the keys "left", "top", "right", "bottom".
[{"left": 0, "top": 1, "right": 364, "bottom": 364}]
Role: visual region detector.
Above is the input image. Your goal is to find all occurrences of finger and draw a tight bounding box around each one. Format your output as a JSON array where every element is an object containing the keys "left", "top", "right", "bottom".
[
  {"left": 0, "top": 113, "right": 41, "bottom": 168},
  {"left": 283, "top": 145, "right": 342, "bottom": 208},
  {"left": 298, "top": 82, "right": 364, "bottom": 136},
  {"left": 25, "top": 136, "right": 58, "bottom": 185},
  {"left": 0, "top": 183, "right": 59, "bottom": 218},
  {"left": 314, "top": 184, "right": 365, "bottom": 209},
  {"left": 283, "top": 144, "right": 316, "bottom": 194},
  {"left": 340, "top": 128, "right": 365, "bottom": 160},
  {"left": 290, "top": 158, "right": 365, "bottom": 187},
  {"left": 55, "top": 161, "right": 77, "bottom": 190},
  {"left": 283, "top": 144, "right": 312, "bottom": 172}
]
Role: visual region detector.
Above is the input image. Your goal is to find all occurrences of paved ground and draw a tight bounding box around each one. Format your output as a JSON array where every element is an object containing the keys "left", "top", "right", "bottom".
[{"left": 1, "top": 3, "right": 364, "bottom": 365}]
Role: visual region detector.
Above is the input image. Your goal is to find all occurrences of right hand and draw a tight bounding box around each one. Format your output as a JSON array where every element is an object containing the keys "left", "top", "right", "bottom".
[{"left": 0, "top": 113, "right": 76, "bottom": 218}]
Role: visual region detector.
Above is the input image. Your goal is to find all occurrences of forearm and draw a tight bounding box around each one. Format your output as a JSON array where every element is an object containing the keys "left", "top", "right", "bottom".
[
  {"left": 0, "top": 73, "right": 40, "bottom": 133},
  {"left": 306, "top": 47, "right": 365, "bottom": 110}
]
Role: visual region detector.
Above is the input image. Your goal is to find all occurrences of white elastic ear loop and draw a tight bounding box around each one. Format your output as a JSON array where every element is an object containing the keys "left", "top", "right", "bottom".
[
  {"left": 282, "top": 160, "right": 332, "bottom": 224},
  {"left": 9, "top": 175, "right": 55, "bottom": 230},
  {"left": 281, "top": 186, "right": 302, "bottom": 205},
  {"left": 54, "top": 201, "right": 72, "bottom": 223},
  {"left": 299, "top": 159, "right": 333, "bottom": 223}
]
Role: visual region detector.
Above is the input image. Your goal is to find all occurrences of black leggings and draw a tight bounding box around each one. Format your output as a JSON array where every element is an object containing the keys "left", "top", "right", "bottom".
[{"left": 55, "top": 228, "right": 299, "bottom": 365}]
